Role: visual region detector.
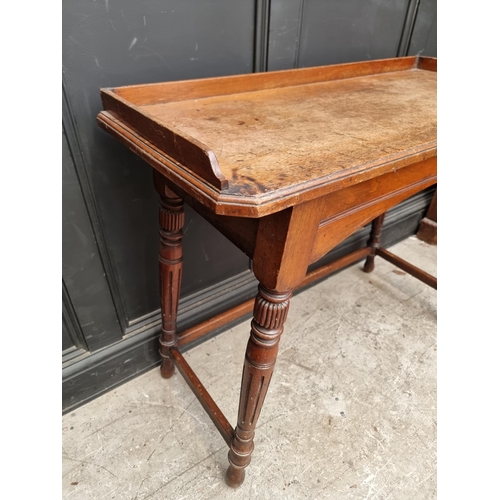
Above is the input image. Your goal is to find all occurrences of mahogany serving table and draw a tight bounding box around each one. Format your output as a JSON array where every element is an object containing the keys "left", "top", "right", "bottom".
[{"left": 97, "top": 56, "right": 437, "bottom": 487}]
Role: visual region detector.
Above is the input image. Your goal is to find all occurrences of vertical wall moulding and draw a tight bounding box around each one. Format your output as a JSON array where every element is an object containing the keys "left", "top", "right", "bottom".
[
  {"left": 254, "top": 0, "right": 271, "bottom": 72},
  {"left": 62, "top": 79, "right": 128, "bottom": 333},
  {"left": 293, "top": 0, "right": 306, "bottom": 68},
  {"left": 62, "top": 280, "right": 89, "bottom": 356},
  {"left": 397, "top": 0, "right": 421, "bottom": 56}
]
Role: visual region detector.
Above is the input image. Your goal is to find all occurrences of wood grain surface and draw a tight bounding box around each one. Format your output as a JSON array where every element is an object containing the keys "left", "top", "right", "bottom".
[{"left": 145, "top": 69, "right": 436, "bottom": 196}]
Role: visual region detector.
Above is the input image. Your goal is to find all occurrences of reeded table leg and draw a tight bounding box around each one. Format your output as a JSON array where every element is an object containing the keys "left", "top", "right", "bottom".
[
  {"left": 226, "top": 285, "right": 292, "bottom": 488},
  {"left": 154, "top": 172, "right": 185, "bottom": 379},
  {"left": 363, "top": 213, "right": 386, "bottom": 273}
]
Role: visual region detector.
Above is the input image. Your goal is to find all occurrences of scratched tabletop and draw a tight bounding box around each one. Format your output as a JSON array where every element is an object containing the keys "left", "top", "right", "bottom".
[{"left": 145, "top": 69, "right": 436, "bottom": 196}]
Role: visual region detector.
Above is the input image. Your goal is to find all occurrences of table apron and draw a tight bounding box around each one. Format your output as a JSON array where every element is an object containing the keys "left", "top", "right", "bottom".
[{"left": 309, "top": 157, "right": 437, "bottom": 264}]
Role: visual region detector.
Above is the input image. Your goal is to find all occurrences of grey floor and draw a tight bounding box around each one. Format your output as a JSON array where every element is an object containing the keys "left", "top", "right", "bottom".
[{"left": 62, "top": 236, "right": 437, "bottom": 500}]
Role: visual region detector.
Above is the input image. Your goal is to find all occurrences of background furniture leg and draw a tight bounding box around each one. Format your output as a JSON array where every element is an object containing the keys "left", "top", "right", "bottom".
[
  {"left": 416, "top": 188, "right": 437, "bottom": 245},
  {"left": 363, "top": 213, "right": 386, "bottom": 273},
  {"left": 154, "top": 173, "right": 185, "bottom": 379},
  {"left": 226, "top": 285, "right": 292, "bottom": 487}
]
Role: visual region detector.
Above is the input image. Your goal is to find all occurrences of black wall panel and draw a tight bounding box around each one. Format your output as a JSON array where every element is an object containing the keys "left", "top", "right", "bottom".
[
  {"left": 268, "top": 0, "right": 303, "bottom": 71},
  {"left": 63, "top": 0, "right": 255, "bottom": 330},
  {"left": 62, "top": 120, "right": 122, "bottom": 352},
  {"left": 297, "top": 0, "right": 409, "bottom": 67},
  {"left": 408, "top": 0, "right": 437, "bottom": 57}
]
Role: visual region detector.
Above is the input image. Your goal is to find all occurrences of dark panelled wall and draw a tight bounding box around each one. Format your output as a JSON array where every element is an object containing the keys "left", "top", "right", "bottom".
[{"left": 62, "top": 0, "right": 437, "bottom": 413}]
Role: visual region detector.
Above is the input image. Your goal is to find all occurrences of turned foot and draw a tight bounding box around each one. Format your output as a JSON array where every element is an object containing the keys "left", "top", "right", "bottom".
[
  {"left": 225, "top": 464, "right": 245, "bottom": 488},
  {"left": 363, "top": 255, "right": 375, "bottom": 273},
  {"left": 160, "top": 355, "right": 175, "bottom": 379}
]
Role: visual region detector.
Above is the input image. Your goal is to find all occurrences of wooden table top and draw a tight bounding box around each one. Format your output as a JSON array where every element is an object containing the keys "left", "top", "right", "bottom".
[{"left": 98, "top": 56, "right": 436, "bottom": 218}]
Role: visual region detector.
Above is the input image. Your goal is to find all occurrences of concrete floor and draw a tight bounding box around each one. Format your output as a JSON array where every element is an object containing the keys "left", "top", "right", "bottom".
[{"left": 62, "top": 236, "right": 437, "bottom": 500}]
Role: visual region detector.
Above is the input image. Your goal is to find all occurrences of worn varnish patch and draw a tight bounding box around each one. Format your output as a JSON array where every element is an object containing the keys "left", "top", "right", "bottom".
[{"left": 144, "top": 70, "right": 436, "bottom": 196}]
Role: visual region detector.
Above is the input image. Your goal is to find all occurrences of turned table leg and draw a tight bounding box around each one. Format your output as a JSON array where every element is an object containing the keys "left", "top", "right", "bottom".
[
  {"left": 226, "top": 285, "right": 292, "bottom": 488},
  {"left": 363, "top": 213, "right": 386, "bottom": 273},
  {"left": 154, "top": 173, "right": 185, "bottom": 379}
]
